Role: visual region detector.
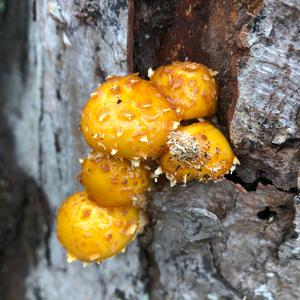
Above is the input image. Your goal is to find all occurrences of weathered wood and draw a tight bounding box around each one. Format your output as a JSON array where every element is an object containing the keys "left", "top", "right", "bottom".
[
  {"left": 230, "top": 0, "right": 300, "bottom": 190},
  {"left": 148, "top": 180, "right": 296, "bottom": 299},
  {"left": 133, "top": 0, "right": 262, "bottom": 124},
  {"left": 134, "top": 0, "right": 300, "bottom": 299},
  {"left": 1, "top": 1, "right": 146, "bottom": 299},
  {"left": 0, "top": 0, "right": 299, "bottom": 299},
  {"left": 133, "top": 0, "right": 300, "bottom": 190}
]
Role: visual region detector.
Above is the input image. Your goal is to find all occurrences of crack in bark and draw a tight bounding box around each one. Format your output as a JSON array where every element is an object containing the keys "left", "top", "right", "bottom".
[
  {"left": 226, "top": 170, "right": 298, "bottom": 194},
  {"left": 209, "top": 242, "right": 244, "bottom": 299},
  {"left": 138, "top": 222, "right": 164, "bottom": 300},
  {"left": 37, "top": 55, "right": 53, "bottom": 267}
]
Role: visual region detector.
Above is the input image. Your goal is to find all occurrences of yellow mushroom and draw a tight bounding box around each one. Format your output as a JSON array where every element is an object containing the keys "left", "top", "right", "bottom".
[
  {"left": 80, "top": 74, "right": 178, "bottom": 160},
  {"left": 151, "top": 61, "right": 218, "bottom": 120},
  {"left": 160, "top": 122, "right": 237, "bottom": 185},
  {"left": 56, "top": 191, "right": 144, "bottom": 263},
  {"left": 80, "top": 153, "right": 150, "bottom": 208}
]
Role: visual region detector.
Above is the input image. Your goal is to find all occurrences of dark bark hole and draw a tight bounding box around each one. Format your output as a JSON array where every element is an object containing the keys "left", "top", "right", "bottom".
[
  {"left": 225, "top": 171, "right": 274, "bottom": 192},
  {"left": 56, "top": 88, "right": 62, "bottom": 101},
  {"left": 54, "top": 133, "right": 61, "bottom": 153},
  {"left": 256, "top": 207, "right": 277, "bottom": 220},
  {"left": 32, "top": 0, "right": 36, "bottom": 21},
  {"left": 225, "top": 171, "right": 258, "bottom": 191},
  {"left": 115, "top": 288, "right": 126, "bottom": 300},
  {"left": 290, "top": 231, "right": 299, "bottom": 240}
]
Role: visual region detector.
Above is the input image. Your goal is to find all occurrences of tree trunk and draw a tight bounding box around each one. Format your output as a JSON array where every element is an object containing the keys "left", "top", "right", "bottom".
[{"left": 0, "top": 0, "right": 299, "bottom": 299}]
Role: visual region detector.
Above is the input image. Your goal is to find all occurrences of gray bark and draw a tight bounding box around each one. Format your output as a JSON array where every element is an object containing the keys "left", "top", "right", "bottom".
[
  {"left": 1, "top": 1, "right": 146, "bottom": 299},
  {"left": 0, "top": 0, "right": 299, "bottom": 300},
  {"left": 230, "top": 0, "right": 300, "bottom": 190}
]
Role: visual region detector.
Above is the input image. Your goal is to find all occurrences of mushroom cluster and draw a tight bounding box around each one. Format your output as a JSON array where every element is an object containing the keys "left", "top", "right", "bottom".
[{"left": 56, "top": 61, "right": 238, "bottom": 263}]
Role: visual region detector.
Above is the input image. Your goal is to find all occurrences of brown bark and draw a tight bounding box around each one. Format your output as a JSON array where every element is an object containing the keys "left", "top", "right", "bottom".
[{"left": 0, "top": 0, "right": 299, "bottom": 299}]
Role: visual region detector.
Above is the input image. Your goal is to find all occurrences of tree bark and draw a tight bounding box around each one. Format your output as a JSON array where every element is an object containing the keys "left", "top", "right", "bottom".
[{"left": 0, "top": 0, "right": 299, "bottom": 299}]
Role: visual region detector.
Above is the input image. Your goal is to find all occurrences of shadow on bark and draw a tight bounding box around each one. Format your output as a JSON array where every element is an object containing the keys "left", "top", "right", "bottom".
[{"left": 0, "top": 1, "right": 51, "bottom": 299}]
